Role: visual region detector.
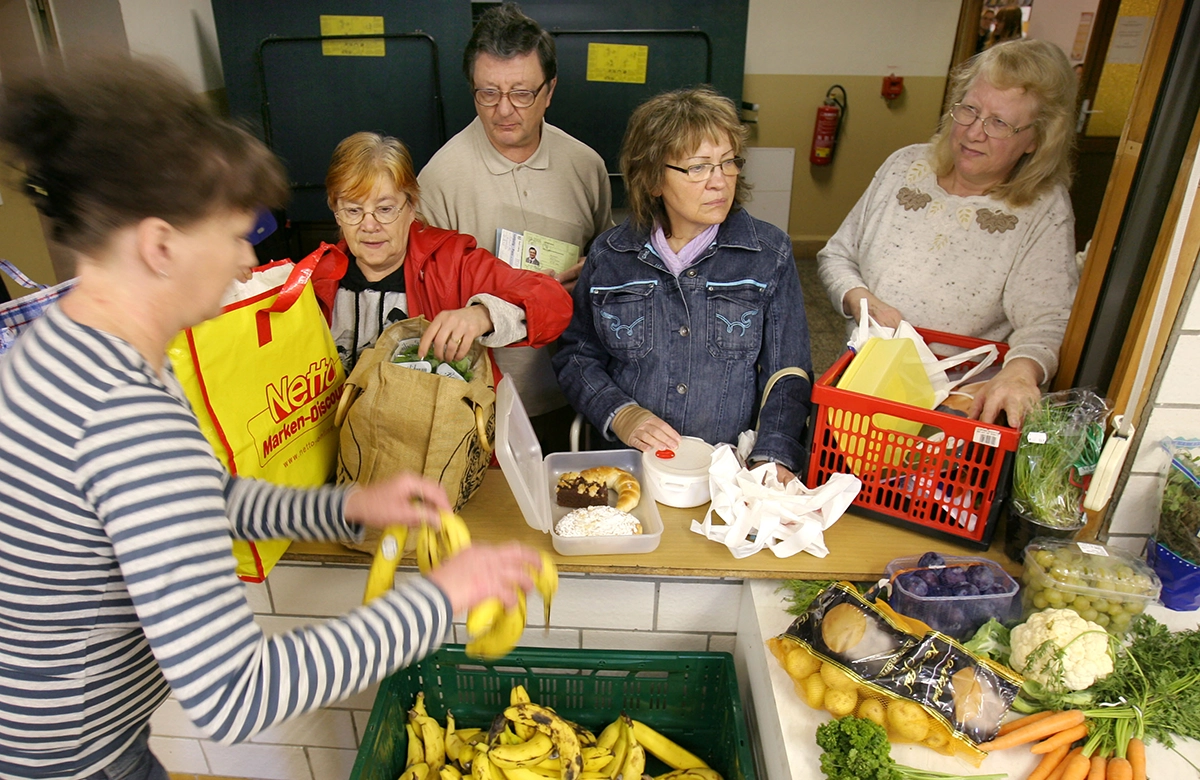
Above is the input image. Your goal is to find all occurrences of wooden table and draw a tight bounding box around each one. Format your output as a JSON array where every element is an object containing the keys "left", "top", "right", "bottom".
[{"left": 286, "top": 466, "right": 1021, "bottom": 579}]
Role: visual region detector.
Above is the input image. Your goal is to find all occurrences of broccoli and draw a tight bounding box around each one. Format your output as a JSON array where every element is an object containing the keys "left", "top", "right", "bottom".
[{"left": 815, "top": 717, "right": 1007, "bottom": 780}]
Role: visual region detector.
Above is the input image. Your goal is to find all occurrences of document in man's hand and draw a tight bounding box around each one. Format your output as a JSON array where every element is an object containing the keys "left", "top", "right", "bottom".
[{"left": 495, "top": 228, "right": 580, "bottom": 275}]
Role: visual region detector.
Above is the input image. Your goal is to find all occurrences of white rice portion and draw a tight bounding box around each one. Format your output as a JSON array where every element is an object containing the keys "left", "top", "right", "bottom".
[{"left": 555, "top": 505, "right": 642, "bottom": 537}]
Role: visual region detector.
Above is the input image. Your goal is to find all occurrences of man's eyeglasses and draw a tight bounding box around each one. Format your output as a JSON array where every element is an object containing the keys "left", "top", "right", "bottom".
[
  {"left": 473, "top": 81, "right": 547, "bottom": 109},
  {"left": 949, "top": 103, "right": 1032, "bottom": 139},
  {"left": 664, "top": 157, "right": 746, "bottom": 182},
  {"left": 334, "top": 199, "right": 408, "bottom": 226}
]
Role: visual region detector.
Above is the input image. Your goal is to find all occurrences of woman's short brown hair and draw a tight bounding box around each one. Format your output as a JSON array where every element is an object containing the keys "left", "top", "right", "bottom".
[
  {"left": 620, "top": 87, "right": 750, "bottom": 235},
  {"left": 930, "top": 38, "right": 1077, "bottom": 207},
  {"left": 0, "top": 56, "right": 288, "bottom": 253},
  {"left": 325, "top": 132, "right": 422, "bottom": 219}
]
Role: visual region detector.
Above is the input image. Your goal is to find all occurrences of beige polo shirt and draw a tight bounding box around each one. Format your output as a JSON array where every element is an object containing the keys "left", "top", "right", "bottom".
[{"left": 419, "top": 117, "right": 613, "bottom": 416}]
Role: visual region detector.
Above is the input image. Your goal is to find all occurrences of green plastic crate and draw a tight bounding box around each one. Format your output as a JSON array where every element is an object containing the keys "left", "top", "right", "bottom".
[{"left": 350, "top": 644, "right": 757, "bottom": 780}]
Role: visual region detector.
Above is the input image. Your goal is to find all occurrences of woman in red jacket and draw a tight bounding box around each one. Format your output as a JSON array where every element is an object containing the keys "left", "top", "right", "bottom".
[{"left": 311, "top": 132, "right": 572, "bottom": 374}]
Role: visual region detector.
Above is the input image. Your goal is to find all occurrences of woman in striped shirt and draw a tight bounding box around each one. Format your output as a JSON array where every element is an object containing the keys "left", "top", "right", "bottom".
[{"left": 0, "top": 58, "right": 541, "bottom": 780}]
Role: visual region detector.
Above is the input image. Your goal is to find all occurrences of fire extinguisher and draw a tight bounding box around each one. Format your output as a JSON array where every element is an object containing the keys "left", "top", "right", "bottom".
[{"left": 810, "top": 85, "right": 847, "bottom": 166}]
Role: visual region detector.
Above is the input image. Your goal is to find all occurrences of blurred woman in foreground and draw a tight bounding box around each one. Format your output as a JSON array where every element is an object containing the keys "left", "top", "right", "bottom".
[{"left": 0, "top": 58, "right": 540, "bottom": 780}]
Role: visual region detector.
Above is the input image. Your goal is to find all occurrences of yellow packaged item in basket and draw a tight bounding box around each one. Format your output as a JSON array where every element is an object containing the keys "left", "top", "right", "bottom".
[
  {"left": 767, "top": 582, "right": 1022, "bottom": 766},
  {"left": 836, "top": 337, "right": 935, "bottom": 436}
]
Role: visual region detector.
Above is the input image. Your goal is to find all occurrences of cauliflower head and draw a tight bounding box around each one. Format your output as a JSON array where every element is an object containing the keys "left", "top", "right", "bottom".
[{"left": 1009, "top": 608, "right": 1114, "bottom": 692}]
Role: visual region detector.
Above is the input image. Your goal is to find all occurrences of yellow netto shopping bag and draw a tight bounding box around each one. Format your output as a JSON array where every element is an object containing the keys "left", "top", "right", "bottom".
[{"left": 167, "top": 256, "right": 346, "bottom": 581}]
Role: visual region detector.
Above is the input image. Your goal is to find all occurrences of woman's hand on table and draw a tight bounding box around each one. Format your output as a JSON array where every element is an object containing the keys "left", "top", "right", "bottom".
[
  {"left": 345, "top": 473, "right": 452, "bottom": 530},
  {"left": 843, "top": 287, "right": 903, "bottom": 329},
  {"left": 419, "top": 304, "right": 493, "bottom": 363},
  {"left": 428, "top": 542, "right": 541, "bottom": 614},
  {"left": 612, "top": 404, "right": 682, "bottom": 452},
  {"left": 969, "top": 357, "right": 1043, "bottom": 428}
]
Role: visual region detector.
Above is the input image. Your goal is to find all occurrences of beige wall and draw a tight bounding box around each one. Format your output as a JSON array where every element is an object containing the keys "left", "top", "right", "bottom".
[{"left": 743, "top": 0, "right": 961, "bottom": 243}]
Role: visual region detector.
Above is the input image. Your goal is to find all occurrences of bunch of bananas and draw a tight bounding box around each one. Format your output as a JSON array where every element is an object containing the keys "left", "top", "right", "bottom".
[
  {"left": 363, "top": 512, "right": 558, "bottom": 661},
  {"left": 398, "top": 685, "right": 722, "bottom": 780}
]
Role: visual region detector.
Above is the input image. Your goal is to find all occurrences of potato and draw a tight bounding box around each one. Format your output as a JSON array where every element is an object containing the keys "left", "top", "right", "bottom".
[
  {"left": 803, "top": 671, "right": 827, "bottom": 709},
  {"left": 857, "top": 697, "right": 887, "bottom": 727},
  {"left": 923, "top": 727, "right": 951, "bottom": 750},
  {"left": 824, "top": 687, "right": 858, "bottom": 718},
  {"left": 767, "top": 637, "right": 789, "bottom": 664},
  {"left": 951, "top": 667, "right": 984, "bottom": 725},
  {"left": 819, "top": 662, "right": 858, "bottom": 691},
  {"left": 886, "top": 699, "right": 930, "bottom": 742},
  {"left": 784, "top": 646, "right": 822, "bottom": 681},
  {"left": 821, "top": 603, "right": 867, "bottom": 653}
]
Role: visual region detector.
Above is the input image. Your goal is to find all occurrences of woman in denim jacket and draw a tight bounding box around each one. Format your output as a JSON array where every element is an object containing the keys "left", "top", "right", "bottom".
[{"left": 553, "top": 87, "right": 813, "bottom": 482}]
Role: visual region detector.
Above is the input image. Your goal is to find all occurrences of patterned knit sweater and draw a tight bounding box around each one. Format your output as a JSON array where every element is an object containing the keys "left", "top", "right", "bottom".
[{"left": 817, "top": 143, "right": 1078, "bottom": 380}]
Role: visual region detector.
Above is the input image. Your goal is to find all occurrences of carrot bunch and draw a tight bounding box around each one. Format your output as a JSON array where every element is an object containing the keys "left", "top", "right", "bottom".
[{"left": 978, "top": 710, "right": 1147, "bottom": 780}]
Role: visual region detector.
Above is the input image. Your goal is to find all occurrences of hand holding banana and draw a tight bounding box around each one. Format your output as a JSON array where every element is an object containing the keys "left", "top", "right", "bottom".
[
  {"left": 365, "top": 510, "right": 558, "bottom": 661},
  {"left": 401, "top": 684, "right": 720, "bottom": 780}
]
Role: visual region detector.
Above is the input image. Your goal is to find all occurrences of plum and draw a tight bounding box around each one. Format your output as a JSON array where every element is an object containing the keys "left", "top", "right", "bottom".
[
  {"left": 898, "top": 573, "right": 929, "bottom": 597},
  {"left": 918, "top": 551, "right": 946, "bottom": 568},
  {"left": 917, "top": 569, "right": 941, "bottom": 589},
  {"left": 940, "top": 566, "right": 968, "bottom": 587},
  {"left": 967, "top": 565, "right": 996, "bottom": 590},
  {"left": 983, "top": 582, "right": 1010, "bottom": 595},
  {"left": 951, "top": 583, "right": 981, "bottom": 597}
]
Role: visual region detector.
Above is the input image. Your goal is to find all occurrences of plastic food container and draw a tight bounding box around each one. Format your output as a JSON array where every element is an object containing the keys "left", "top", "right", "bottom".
[
  {"left": 494, "top": 377, "right": 663, "bottom": 555},
  {"left": 641, "top": 436, "right": 714, "bottom": 508},
  {"left": 885, "top": 554, "right": 1020, "bottom": 640},
  {"left": 1020, "top": 539, "right": 1162, "bottom": 634}
]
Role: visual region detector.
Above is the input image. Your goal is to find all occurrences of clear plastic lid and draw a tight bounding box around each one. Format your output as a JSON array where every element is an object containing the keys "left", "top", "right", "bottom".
[{"left": 494, "top": 377, "right": 550, "bottom": 534}]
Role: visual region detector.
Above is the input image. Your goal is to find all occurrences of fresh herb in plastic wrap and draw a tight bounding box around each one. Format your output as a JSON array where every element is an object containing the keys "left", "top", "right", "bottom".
[
  {"left": 1157, "top": 439, "right": 1200, "bottom": 565},
  {"left": 1010, "top": 389, "right": 1109, "bottom": 528}
]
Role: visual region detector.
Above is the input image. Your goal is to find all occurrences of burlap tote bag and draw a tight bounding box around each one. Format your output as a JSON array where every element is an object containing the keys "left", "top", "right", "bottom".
[{"left": 335, "top": 317, "right": 495, "bottom": 553}]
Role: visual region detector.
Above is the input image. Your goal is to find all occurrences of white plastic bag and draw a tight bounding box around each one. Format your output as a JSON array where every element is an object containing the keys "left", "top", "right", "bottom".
[
  {"left": 690, "top": 432, "right": 862, "bottom": 558},
  {"left": 848, "top": 301, "right": 998, "bottom": 406}
]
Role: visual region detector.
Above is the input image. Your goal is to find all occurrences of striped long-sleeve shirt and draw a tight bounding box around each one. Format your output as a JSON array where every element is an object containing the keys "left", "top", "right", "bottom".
[{"left": 0, "top": 306, "right": 452, "bottom": 780}]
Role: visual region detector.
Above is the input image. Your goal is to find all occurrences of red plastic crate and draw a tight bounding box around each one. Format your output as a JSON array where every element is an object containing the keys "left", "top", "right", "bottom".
[{"left": 804, "top": 328, "right": 1021, "bottom": 549}]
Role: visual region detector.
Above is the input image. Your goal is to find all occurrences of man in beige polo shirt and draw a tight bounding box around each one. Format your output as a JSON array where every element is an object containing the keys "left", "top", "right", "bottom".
[{"left": 419, "top": 2, "right": 612, "bottom": 453}]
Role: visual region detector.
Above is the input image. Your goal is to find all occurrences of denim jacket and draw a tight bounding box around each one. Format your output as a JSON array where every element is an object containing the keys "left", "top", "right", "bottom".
[{"left": 552, "top": 208, "right": 813, "bottom": 471}]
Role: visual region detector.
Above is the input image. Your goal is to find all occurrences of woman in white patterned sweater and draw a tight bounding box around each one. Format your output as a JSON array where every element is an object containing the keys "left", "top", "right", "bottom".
[
  {"left": 0, "top": 59, "right": 541, "bottom": 780},
  {"left": 818, "top": 39, "right": 1079, "bottom": 427}
]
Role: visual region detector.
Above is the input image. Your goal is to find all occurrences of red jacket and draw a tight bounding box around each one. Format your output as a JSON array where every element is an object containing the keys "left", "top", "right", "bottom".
[{"left": 308, "top": 222, "right": 573, "bottom": 381}]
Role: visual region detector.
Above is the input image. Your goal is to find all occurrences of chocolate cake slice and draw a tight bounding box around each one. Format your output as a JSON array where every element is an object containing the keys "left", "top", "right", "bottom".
[{"left": 555, "top": 471, "right": 608, "bottom": 508}]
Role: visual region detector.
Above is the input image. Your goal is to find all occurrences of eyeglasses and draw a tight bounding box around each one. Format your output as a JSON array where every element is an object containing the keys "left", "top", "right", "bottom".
[
  {"left": 949, "top": 103, "right": 1032, "bottom": 139},
  {"left": 334, "top": 199, "right": 408, "bottom": 226},
  {"left": 664, "top": 157, "right": 746, "bottom": 182},
  {"left": 473, "top": 81, "right": 547, "bottom": 108}
]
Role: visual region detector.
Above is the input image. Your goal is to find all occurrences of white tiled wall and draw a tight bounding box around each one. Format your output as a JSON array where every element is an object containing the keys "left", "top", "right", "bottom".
[{"left": 149, "top": 566, "right": 742, "bottom": 779}]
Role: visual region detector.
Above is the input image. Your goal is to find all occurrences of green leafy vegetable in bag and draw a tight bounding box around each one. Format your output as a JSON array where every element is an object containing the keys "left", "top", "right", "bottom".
[
  {"left": 392, "top": 344, "right": 474, "bottom": 382},
  {"left": 1010, "top": 389, "right": 1108, "bottom": 529},
  {"left": 1158, "top": 442, "right": 1200, "bottom": 565}
]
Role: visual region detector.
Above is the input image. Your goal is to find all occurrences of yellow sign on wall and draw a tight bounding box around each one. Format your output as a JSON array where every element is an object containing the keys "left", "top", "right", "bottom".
[
  {"left": 320, "top": 15, "right": 385, "bottom": 57},
  {"left": 586, "top": 43, "right": 649, "bottom": 84}
]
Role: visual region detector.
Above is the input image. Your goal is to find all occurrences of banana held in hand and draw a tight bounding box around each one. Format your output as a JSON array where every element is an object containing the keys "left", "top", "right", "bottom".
[
  {"left": 466, "top": 591, "right": 527, "bottom": 660},
  {"left": 364, "top": 526, "right": 408, "bottom": 603},
  {"left": 630, "top": 720, "right": 708, "bottom": 770},
  {"left": 504, "top": 702, "right": 583, "bottom": 780},
  {"left": 532, "top": 550, "right": 558, "bottom": 630}
]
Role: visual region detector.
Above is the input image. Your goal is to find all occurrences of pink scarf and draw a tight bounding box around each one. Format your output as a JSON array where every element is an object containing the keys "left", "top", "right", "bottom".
[{"left": 650, "top": 223, "right": 719, "bottom": 277}]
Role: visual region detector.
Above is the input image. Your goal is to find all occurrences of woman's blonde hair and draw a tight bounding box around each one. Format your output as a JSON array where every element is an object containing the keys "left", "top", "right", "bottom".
[
  {"left": 930, "top": 38, "right": 1077, "bottom": 207},
  {"left": 325, "top": 132, "right": 423, "bottom": 221},
  {"left": 620, "top": 86, "right": 750, "bottom": 235}
]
